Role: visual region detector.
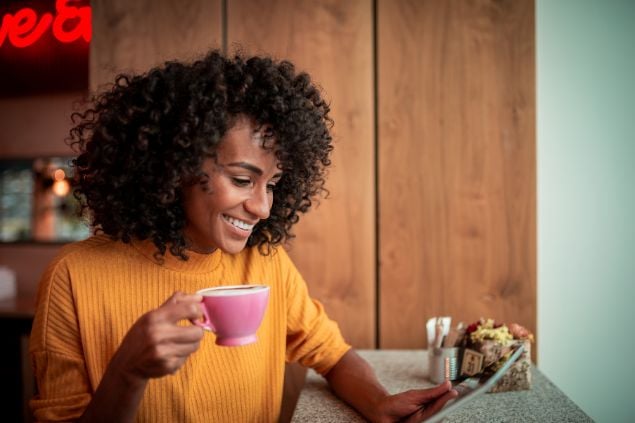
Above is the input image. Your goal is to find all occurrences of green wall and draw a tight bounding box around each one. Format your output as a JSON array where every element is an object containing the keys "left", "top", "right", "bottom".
[{"left": 537, "top": 0, "right": 635, "bottom": 422}]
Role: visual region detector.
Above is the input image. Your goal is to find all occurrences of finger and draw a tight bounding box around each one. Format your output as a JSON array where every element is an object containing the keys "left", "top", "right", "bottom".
[
  {"left": 151, "top": 355, "right": 189, "bottom": 377},
  {"left": 178, "top": 293, "right": 203, "bottom": 304},
  {"left": 403, "top": 390, "right": 457, "bottom": 423},
  {"left": 150, "top": 319, "right": 205, "bottom": 343},
  {"left": 157, "top": 339, "right": 202, "bottom": 359},
  {"left": 419, "top": 390, "right": 458, "bottom": 421},
  {"left": 158, "top": 300, "right": 204, "bottom": 323},
  {"left": 162, "top": 325, "right": 205, "bottom": 344},
  {"left": 161, "top": 291, "right": 185, "bottom": 306},
  {"left": 154, "top": 302, "right": 203, "bottom": 324},
  {"left": 161, "top": 291, "right": 203, "bottom": 306},
  {"left": 170, "top": 340, "right": 202, "bottom": 357},
  {"left": 408, "top": 381, "right": 453, "bottom": 404}
]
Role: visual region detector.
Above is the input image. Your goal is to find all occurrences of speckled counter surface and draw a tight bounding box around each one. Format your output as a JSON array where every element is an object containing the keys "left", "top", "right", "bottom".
[{"left": 291, "top": 350, "right": 592, "bottom": 422}]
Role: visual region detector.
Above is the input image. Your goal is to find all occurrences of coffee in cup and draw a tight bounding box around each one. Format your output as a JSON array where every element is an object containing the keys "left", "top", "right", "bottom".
[{"left": 194, "top": 284, "right": 270, "bottom": 346}]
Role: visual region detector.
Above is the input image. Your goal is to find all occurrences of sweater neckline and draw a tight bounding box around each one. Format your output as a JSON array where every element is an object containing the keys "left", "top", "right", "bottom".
[{"left": 130, "top": 238, "right": 223, "bottom": 274}]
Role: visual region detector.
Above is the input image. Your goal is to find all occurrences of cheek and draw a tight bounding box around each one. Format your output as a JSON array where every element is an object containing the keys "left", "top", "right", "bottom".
[
  {"left": 185, "top": 187, "right": 216, "bottom": 222},
  {"left": 205, "top": 185, "right": 239, "bottom": 215}
]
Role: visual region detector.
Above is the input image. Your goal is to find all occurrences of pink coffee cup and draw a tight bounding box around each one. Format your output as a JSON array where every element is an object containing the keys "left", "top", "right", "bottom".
[{"left": 194, "top": 284, "right": 270, "bottom": 346}]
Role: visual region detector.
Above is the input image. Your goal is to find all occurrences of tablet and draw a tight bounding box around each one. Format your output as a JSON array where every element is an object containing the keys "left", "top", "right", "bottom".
[{"left": 426, "top": 342, "right": 526, "bottom": 423}]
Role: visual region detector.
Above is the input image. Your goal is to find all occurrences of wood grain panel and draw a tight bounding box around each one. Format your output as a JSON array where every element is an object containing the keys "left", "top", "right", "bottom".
[
  {"left": 90, "top": 0, "right": 222, "bottom": 89},
  {"left": 228, "top": 0, "right": 375, "bottom": 348},
  {"left": 378, "top": 0, "right": 536, "bottom": 352}
]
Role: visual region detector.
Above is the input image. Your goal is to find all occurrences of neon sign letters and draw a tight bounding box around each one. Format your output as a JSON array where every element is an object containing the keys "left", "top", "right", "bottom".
[{"left": 0, "top": 0, "right": 91, "bottom": 48}]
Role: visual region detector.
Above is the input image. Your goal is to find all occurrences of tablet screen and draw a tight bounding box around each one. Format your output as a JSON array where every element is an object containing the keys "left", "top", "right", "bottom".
[{"left": 426, "top": 343, "right": 526, "bottom": 423}]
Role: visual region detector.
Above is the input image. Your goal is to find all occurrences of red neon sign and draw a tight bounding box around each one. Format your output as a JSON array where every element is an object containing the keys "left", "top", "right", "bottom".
[{"left": 0, "top": 0, "right": 91, "bottom": 48}]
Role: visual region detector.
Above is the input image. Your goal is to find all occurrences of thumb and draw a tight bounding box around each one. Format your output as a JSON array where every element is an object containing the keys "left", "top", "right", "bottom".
[
  {"left": 411, "top": 381, "right": 453, "bottom": 404},
  {"left": 418, "top": 389, "right": 458, "bottom": 421}
]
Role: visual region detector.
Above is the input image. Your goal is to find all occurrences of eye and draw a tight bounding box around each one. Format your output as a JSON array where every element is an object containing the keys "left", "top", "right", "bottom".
[
  {"left": 198, "top": 173, "right": 209, "bottom": 184},
  {"left": 266, "top": 183, "right": 276, "bottom": 192},
  {"left": 198, "top": 176, "right": 211, "bottom": 191},
  {"left": 231, "top": 177, "right": 252, "bottom": 187}
]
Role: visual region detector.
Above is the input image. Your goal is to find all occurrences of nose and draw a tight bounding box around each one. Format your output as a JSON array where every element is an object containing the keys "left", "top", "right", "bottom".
[{"left": 244, "top": 185, "right": 271, "bottom": 220}]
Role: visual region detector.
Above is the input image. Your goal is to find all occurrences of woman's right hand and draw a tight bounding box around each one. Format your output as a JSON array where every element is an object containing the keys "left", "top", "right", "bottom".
[
  {"left": 109, "top": 291, "right": 205, "bottom": 382},
  {"left": 79, "top": 292, "right": 204, "bottom": 422}
]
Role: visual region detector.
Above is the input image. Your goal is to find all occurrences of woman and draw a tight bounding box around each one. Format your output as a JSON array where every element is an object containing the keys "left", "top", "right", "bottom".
[{"left": 29, "top": 50, "right": 457, "bottom": 422}]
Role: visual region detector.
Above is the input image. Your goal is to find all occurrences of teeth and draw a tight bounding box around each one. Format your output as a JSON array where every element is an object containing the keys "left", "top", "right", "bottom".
[{"left": 223, "top": 215, "right": 255, "bottom": 231}]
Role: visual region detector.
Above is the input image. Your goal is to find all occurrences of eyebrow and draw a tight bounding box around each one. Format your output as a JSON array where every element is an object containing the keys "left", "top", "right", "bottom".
[{"left": 225, "top": 162, "right": 283, "bottom": 179}]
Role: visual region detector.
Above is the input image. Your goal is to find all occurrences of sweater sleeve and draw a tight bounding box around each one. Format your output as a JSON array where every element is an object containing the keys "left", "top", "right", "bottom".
[
  {"left": 29, "top": 254, "right": 92, "bottom": 422},
  {"left": 279, "top": 248, "right": 351, "bottom": 375}
]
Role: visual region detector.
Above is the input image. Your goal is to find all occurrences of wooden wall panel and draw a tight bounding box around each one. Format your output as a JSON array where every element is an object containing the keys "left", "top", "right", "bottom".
[
  {"left": 228, "top": 0, "right": 375, "bottom": 348},
  {"left": 378, "top": 0, "right": 536, "bottom": 350},
  {"left": 90, "top": 0, "right": 222, "bottom": 89}
]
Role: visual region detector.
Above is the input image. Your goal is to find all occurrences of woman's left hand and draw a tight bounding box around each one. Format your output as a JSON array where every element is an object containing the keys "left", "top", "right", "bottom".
[
  {"left": 373, "top": 381, "right": 458, "bottom": 422},
  {"left": 326, "top": 350, "right": 458, "bottom": 422}
]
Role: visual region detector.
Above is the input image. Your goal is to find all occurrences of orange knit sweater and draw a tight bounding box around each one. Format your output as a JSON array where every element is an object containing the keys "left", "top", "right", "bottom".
[{"left": 29, "top": 235, "right": 350, "bottom": 422}]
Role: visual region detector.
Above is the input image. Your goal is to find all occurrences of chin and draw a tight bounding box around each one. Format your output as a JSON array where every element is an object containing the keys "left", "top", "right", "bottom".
[{"left": 219, "top": 241, "right": 250, "bottom": 255}]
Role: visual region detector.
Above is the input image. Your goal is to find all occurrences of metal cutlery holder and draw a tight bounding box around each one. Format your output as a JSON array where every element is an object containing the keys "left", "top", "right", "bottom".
[{"left": 428, "top": 347, "right": 461, "bottom": 384}]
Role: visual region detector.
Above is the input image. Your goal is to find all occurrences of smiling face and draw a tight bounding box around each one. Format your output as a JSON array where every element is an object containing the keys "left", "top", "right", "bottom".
[{"left": 182, "top": 116, "right": 282, "bottom": 254}]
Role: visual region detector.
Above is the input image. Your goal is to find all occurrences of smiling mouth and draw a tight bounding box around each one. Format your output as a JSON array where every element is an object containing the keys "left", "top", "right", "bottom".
[{"left": 223, "top": 214, "right": 256, "bottom": 231}]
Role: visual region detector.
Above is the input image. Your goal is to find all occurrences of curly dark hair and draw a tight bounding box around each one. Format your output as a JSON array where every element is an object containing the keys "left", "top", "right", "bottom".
[{"left": 69, "top": 50, "right": 333, "bottom": 259}]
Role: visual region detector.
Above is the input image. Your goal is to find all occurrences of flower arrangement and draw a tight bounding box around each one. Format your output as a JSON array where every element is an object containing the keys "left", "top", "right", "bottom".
[{"left": 460, "top": 318, "right": 534, "bottom": 392}]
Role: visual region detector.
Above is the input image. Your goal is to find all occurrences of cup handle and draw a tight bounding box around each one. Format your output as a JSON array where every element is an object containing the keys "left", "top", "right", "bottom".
[{"left": 192, "top": 303, "right": 215, "bottom": 332}]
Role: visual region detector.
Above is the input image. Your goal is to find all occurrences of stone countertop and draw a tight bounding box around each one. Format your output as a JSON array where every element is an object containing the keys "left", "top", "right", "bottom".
[{"left": 292, "top": 349, "right": 591, "bottom": 422}]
